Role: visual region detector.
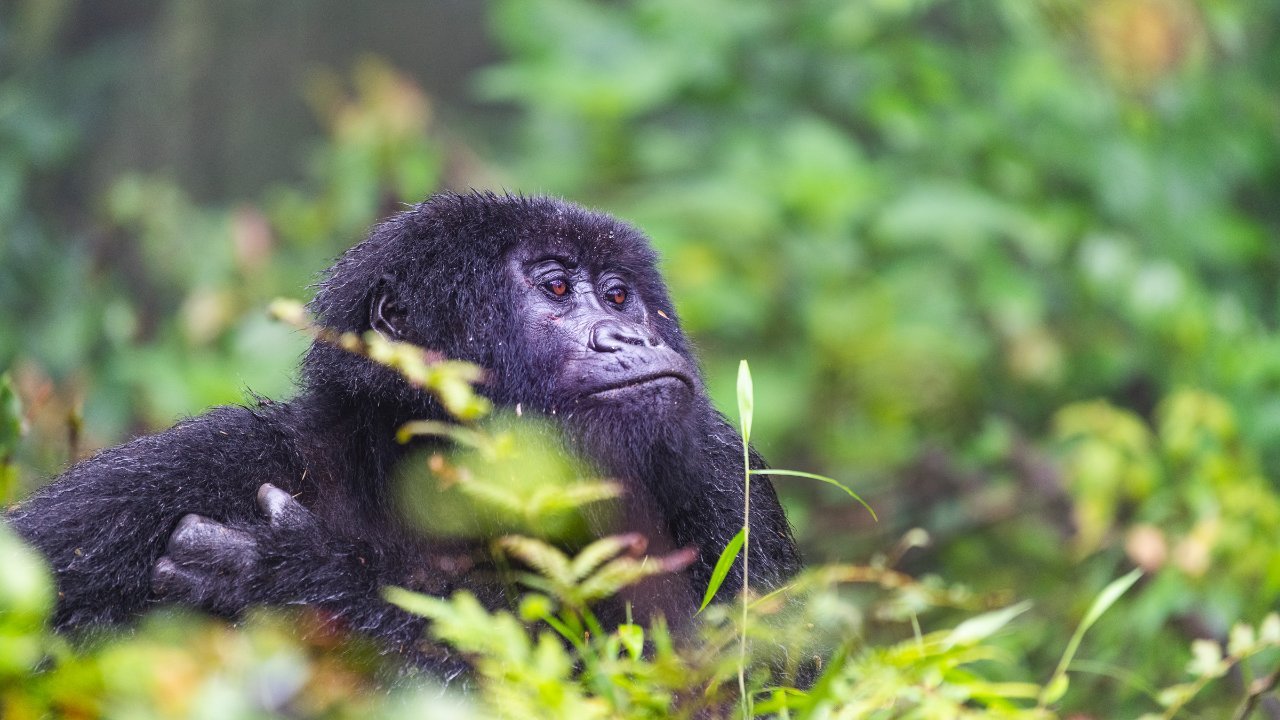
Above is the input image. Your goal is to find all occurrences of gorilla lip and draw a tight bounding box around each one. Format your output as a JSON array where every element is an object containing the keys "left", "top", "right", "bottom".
[{"left": 584, "top": 371, "right": 693, "bottom": 397}]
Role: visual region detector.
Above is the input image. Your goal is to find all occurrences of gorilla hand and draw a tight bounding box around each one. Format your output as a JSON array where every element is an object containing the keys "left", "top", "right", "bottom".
[
  {"left": 150, "top": 485, "right": 469, "bottom": 677},
  {"left": 151, "top": 484, "right": 323, "bottom": 616}
]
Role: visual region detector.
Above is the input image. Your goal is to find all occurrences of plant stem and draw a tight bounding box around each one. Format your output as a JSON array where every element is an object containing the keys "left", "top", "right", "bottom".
[
  {"left": 1232, "top": 659, "right": 1280, "bottom": 720},
  {"left": 739, "top": 433, "right": 751, "bottom": 718}
]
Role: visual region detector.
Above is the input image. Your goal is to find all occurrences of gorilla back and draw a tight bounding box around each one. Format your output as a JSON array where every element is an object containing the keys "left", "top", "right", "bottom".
[{"left": 6, "top": 193, "right": 801, "bottom": 670}]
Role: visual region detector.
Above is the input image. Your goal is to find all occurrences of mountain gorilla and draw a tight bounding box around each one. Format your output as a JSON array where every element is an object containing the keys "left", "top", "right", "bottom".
[{"left": 6, "top": 193, "right": 801, "bottom": 672}]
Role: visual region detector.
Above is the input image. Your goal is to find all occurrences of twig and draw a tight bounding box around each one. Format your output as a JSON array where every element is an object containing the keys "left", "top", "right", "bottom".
[{"left": 1233, "top": 661, "right": 1280, "bottom": 720}]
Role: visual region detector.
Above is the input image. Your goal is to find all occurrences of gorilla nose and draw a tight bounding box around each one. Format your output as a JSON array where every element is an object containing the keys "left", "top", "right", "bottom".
[{"left": 588, "top": 320, "right": 662, "bottom": 352}]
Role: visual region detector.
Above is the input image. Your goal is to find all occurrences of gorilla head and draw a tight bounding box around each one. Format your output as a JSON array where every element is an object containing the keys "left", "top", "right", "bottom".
[{"left": 304, "top": 193, "right": 705, "bottom": 478}]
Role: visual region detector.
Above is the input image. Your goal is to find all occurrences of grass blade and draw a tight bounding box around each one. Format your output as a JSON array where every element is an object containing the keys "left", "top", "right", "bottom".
[
  {"left": 698, "top": 528, "right": 746, "bottom": 613},
  {"left": 945, "top": 600, "right": 1032, "bottom": 648},
  {"left": 751, "top": 469, "right": 877, "bottom": 522},
  {"left": 1039, "top": 568, "right": 1142, "bottom": 707},
  {"left": 737, "top": 360, "right": 753, "bottom": 444},
  {"left": 1081, "top": 567, "right": 1142, "bottom": 629}
]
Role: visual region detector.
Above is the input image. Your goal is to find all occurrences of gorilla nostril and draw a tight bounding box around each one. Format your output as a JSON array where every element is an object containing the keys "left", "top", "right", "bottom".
[{"left": 589, "top": 320, "right": 651, "bottom": 353}]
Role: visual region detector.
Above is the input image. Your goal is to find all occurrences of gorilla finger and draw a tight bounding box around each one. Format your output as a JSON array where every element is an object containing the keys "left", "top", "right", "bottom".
[
  {"left": 257, "top": 483, "right": 312, "bottom": 530},
  {"left": 151, "top": 555, "right": 205, "bottom": 601},
  {"left": 168, "top": 513, "right": 257, "bottom": 562}
]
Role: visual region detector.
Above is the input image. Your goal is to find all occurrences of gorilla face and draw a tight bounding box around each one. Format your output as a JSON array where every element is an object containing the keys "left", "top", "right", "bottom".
[{"left": 503, "top": 246, "right": 699, "bottom": 422}]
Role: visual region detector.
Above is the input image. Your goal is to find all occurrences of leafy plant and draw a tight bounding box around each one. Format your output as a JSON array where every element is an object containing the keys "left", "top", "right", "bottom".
[{"left": 0, "top": 374, "right": 22, "bottom": 504}]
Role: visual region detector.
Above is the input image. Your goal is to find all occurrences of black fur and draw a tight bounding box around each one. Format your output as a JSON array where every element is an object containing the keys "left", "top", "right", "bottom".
[{"left": 6, "top": 193, "right": 801, "bottom": 672}]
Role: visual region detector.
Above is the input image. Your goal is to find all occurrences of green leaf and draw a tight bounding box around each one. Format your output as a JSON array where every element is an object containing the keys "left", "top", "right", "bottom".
[
  {"left": 395, "top": 420, "right": 490, "bottom": 448},
  {"left": 698, "top": 528, "right": 745, "bottom": 613},
  {"left": 751, "top": 687, "right": 808, "bottom": 715},
  {"left": 266, "top": 298, "right": 308, "bottom": 326},
  {"left": 617, "top": 623, "right": 644, "bottom": 660},
  {"left": 0, "top": 523, "right": 53, "bottom": 629},
  {"left": 737, "top": 359, "right": 753, "bottom": 444},
  {"left": 496, "top": 536, "right": 573, "bottom": 586},
  {"left": 751, "top": 469, "right": 877, "bottom": 522},
  {"left": 570, "top": 534, "right": 640, "bottom": 581},
  {"left": 0, "top": 373, "right": 21, "bottom": 502},
  {"left": 0, "top": 373, "right": 22, "bottom": 453},
  {"left": 945, "top": 600, "right": 1032, "bottom": 648},
  {"left": 578, "top": 554, "right": 692, "bottom": 602},
  {"left": 382, "top": 586, "right": 446, "bottom": 618},
  {"left": 517, "top": 593, "right": 554, "bottom": 621},
  {"left": 1040, "top": 674, "right": 1069, "bottom": 705},
  {"left": 1040, "top": 568, "right": 1142, "bottom": 707},
  {"left": 966, "top": 681, "right": 1045, "bottom": 701},
  {"left": 1079, "top": 567, "right": 1142, "bottom": 630}
]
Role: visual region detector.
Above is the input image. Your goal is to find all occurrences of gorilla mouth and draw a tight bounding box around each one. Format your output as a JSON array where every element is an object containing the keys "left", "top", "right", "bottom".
[{"left": 584, "top": 371, "right": 694, "bottom": 398}]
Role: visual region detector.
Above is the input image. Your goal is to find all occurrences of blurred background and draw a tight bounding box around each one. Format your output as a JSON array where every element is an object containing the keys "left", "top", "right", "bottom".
[{"left": 2, "top": 0, "right": 1279, "bottom": 715}]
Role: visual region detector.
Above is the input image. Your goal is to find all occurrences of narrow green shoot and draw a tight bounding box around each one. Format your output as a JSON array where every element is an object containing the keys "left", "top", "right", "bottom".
[
  {"left": 698, "top": 528, "right": 745, "bottom": 613},
  {"left": 750, "top": 469, "right": 877, "bottom": 522},
  {"left": 715, "top": 360, "right": 876, "bottom": 717},
  {"left": 737, "top": 359, "right": 753, "bottom": 719},
  {"left": 1038, "top": 568, "right": 1142, "bottom": 707}
]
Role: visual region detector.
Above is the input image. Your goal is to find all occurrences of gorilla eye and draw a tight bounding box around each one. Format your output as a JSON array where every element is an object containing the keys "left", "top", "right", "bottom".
[
  {"left": 605, "top": 288, "right": 627, "bottom": 306},
  {"left": 543, "top": 278, "right": 569, "bottom": 297}
]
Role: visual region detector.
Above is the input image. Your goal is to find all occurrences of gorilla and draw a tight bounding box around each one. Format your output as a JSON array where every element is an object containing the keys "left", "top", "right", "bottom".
[{"left": 5, "top": 192, "right": 801, "bottom": 672}]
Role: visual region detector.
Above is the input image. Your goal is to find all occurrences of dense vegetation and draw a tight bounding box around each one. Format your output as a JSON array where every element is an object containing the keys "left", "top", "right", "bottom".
[{"left": 3, "top": 0, "right": 1280, "bottom": 716}]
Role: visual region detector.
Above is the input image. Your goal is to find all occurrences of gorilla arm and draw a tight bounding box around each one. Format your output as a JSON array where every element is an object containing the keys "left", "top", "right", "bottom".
[
  {"left": 5, "top": 404, "right": 464, "bottom": 674},
  {"left": 149, "top": 483, "right": 470, "bottom": 676},
  {"left": 4, "top": 407, "right": 289, "bottom": 630}
]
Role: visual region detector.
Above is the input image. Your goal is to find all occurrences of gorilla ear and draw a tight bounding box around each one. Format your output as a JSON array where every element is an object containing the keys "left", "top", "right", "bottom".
[{"left": 370, "top": 279, "right": 408, "bottom": 342}]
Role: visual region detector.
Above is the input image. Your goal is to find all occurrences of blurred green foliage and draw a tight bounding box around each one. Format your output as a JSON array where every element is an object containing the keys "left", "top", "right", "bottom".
[
  {"left": 3, "top": 0, "right": 1280, "bottom": 716},
  {"left": 0, "top": 399, "right": 1271, "bottom": 718},
  {"left": 484, "top": 0, "right": 1280, "bottom": 476},
  {"left": 0, "top": 386, "right": 1142, "bottom": 719},
  {"left": 397, "top": 413, "right": 618, "bottom": 541}
]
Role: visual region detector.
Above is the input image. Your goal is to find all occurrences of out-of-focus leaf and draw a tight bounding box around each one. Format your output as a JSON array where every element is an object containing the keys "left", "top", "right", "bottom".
[
  {"left": 616, "top": 624, "right": 643, "bottom": 660},
  {"left": 570, "top": 534, "right": 643, "bottom": 581},
  {"left": 497, "top": 536, "right": 573, "bottom": 586},
  {"left": 0, "top": 373, "right": 23, "bottom": 453},
  {"left": 1040, "top": 568, "right": 1142, "bottom": 707},
  {"left": 945, "top": 601, "right": 1032, "bottom": 648}
]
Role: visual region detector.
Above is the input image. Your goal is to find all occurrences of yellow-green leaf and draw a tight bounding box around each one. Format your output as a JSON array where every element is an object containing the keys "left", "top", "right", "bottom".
[
  {"left": 737, "top": 360, "right": 753, "bottom": 444},
  {"left": 1040, "top": 674, "right": 1069, "bottom": 705}
]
